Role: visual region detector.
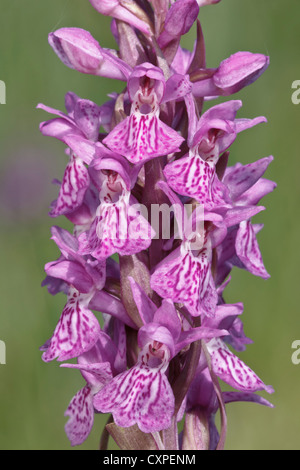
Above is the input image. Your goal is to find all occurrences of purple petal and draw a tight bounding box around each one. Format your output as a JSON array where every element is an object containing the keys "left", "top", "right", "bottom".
[
  {"left": 215, "top": 261, "right": 232, "bottom": 288},
  {"left": 138, "top": 324, "right": 176, "bottom": 358},
  {"left": 191, "top": 77, "right": 222, "bottom": 98},
  {"left": 196, "top": 99, "right": 242, "bottom": 124},
  {"left": 73, "top": 99, "right": 101, "bottom": 141},
  {"left": 153, "top": 299, "right": 182, "bottom": 344},
  {"left": 203, "top": 303, "right": 253, "bottom": 353},
  {"left": 89, "top": 290, "right": 136, "bottom": 329},
  {"left": 78, "top": 196, "right": 154, "bottom": 260},
  {"left": 234, "top": 116, "right": 267, "bottom": 134},
  {"left": 64, "top": 385, "right": 94, "bottom": 446},
  {"left": 93, "top": 364, "right": 175, "bottom": 433},
  {"left": 225, "top": 317, "right": 253, "bottom": 352},
  {"left": 156, "top": 179, "right": 224, "bottom": 244},
  {"left": 192, "top": 118, "right": 235, "bottom": 155},
  {"left": 223, "top": 156, "right": 274, "bottom": 201},
  {"left": 103, "top": 112, "right": 184, "bottom": 164},
  {"left": 39, "top": 117, "right": 82, "bottom": 142},
  {"left": 78, "top": 333, "right": 119, "bottom": 380},
  {"left": 207, "top": 338, "right": 274, "bottom": 393},
  {"left": 50, "top": 225, "right": 79, "bottom": 259},
  {"left": 203, "top": 302, "right": 244, "bottom": 330},
  {"left": 216, "top": 225, "right": 238, "bottom": 266},
  {"left": 37, "top": 102, "right": 74, "bottom": 124},
  {"left": 223, "top": 391, "right": 274, "bottom": 408},
  {"left": 192, "top": 52, "right": 269, "bottom": 97},
  {"left": 164, "top": 153, "right": 229, "bottom": 209},
  {"left": 222, "top": 205, "right": 265, "bottom": 228},
  {"left": 65, "top": 186, "right": 98, "bottom": 226},
  {"left": 162, "top": 74, "right": 192, "bottom": 103},
  {"left": 216, "top": 275, "right": 232, "bottom": 297},
  {"left": 171, "top": 45, "right": 194, "bottom": 75},
  {"left": 42, "top": 289, "right": 101, "bottom": 362},
  {"left": 175, "top": 327, "right": 228, "bottom": 355},
  {"left": 48, "top": 28, "right": 104, "bottom": 74},
  {"left": 50, "top": 156, "right": 90, "bottom": 217},
  {"left": 197, "top": 0, "right": 222, "bottom": 5},
  {"left": 127, "top": 63, "right": 165, "bottom": 102},
  {"left": 235, "top": 220, "right": 270, "bottom": 279},
  {"left": 49, "top": 27, "right": 131, "bottom": 80},
  {"left": 213, "top": 52, "right": 270, "bottom": 95},
  {"left": 61, "top": 361, "right": 113, "bottom": 388},
  {"left": 129, "top": 277, "right": 157, "bottom": 325},
  {"left": 84, "top": 258, "right": 106, "bottom": 291},
  {"left": 41, "top": 274, "right": 68, "bottom": 296},
  {"left": 185, "top": 92, "right": 198, "bottom": 146},
  {"left": 158, "top": 0, "right": 199, "bottom": 49},
  {"left": 63, "top": 135, "right": 96, "bottom": 165},
  {"left": 65, "top": 91, "right": 80, "bottom": 114},
  {"left": 45, "top": 259, "right": 94, "bottom": 294},
  {"left": 187, "top": 367, "right": 216, "bottom": 410},
  {"left": 238, "top": 178, "right": 277, "bottom": 206},
  {"left": 91, "top": 153, "right": 132, "bottom": 192},
  {"left": 151, "top": 244, "right": 218, "bottom": 317}
]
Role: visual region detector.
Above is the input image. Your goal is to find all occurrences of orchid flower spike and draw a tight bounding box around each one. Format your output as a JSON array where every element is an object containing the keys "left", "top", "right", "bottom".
[{"left": 39, "top": 0, "right": 275, "bottom": 451}]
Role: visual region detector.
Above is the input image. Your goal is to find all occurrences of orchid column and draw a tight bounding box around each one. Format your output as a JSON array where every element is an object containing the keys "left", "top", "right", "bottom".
[{"left": 38, "top": 0, "right": 275, "bottom": 450}]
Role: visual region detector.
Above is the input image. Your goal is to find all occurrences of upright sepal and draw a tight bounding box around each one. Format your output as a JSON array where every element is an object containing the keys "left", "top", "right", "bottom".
[
  {"left": 158, "top": 0, "right": 199, "bottom": 49},
  {"left": 49, "top": 27, "right": 131, "bottom": 80}
]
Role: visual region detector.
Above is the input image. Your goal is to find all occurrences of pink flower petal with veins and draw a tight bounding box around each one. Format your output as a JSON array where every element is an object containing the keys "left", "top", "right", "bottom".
[
  {"left": 73, "top": 99, "right": 101, "bottom": 141},
  {"left": 207, "top": 338, "right": 274, "bottom": 393},
  {"left": 50, "top": 156, "right": 90, "bottom": 217},
  {"left": 164, "top": 152, "right": 229, "bottom": 209},
  {"left": 94, "top": 363, "right": 175, "bottom": 433},
  {"left": 78, "top": 195, "right": 154, "bottom": 260},
  {"left": 151, "top": 243, "right": 218, "bottom": 317},
  {"left": 235, "top": 220, "right": 270, "bottom": 279},
  {"left": 42, "top": 289, "right": 101, "bottom": 362},
  {"left": 64, "top": 385, "right": 94, "bottom": 447},
  {"left": 223, "top": 156, "right": 274, "bottom": 202},
  {"left": 104, "top": 112, "right": 184, "bottom": 164}
]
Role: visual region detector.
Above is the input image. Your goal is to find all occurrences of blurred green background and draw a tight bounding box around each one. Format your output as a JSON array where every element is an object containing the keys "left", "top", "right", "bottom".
[{"left": 0, "top": 0, "right": 299, "bottom": 450}]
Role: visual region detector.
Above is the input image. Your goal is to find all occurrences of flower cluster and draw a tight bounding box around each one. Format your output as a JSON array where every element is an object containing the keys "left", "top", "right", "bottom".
[{"left": 39, "top": 0, "right": 275, "bottom": 450}]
